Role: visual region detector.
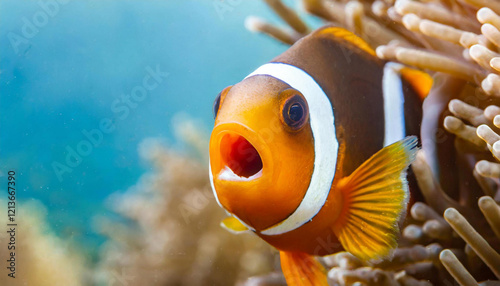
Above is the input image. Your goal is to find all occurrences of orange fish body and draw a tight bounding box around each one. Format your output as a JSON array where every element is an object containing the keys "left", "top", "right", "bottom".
[{"left": 209, "top": 26, "right": 432, "bottom": 285}]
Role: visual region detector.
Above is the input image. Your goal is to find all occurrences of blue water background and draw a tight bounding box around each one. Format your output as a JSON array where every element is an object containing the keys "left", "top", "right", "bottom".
[{"left": 0, "top": 1, "right": 320, "bottom": 254}]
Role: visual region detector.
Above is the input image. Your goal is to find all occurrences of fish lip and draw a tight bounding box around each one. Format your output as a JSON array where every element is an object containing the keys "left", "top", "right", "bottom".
[
  {"left": 218, "top": 166, "right": 263, "bottom": 182},
  {"left": 217, "top": 132, "right": 264, "bottom": 181},
  {"left": 210, "top": 122, "right": 273, "bottom": 184}
]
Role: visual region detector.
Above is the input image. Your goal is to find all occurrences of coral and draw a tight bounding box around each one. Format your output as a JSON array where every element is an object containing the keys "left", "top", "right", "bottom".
[
  {"left": 0, "top": 199, "right": 88, "bottom": 286},
  {"left": 92, "top": 116, "right": 276, "bottom": 286},
  {"left": 242, "top": 0, "right": 500, "bottom": 285}
]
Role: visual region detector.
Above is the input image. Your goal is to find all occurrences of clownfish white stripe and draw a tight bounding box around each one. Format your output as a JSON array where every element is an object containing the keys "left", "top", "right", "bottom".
[
  {"left": 382, "top": 63, "right": 406, "bottom": 147},
  {"left": 245, "top": 62, "right": 339, "bottom": 236}
]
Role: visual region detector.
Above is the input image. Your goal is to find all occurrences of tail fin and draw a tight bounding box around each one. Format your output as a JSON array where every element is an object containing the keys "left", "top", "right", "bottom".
[{"left": 280, "top": 251, "right": 328, "bottom": 286}]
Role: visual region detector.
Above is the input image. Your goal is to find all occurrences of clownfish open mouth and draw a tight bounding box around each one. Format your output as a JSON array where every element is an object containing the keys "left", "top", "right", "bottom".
[{"left": 219, "top": 133, "right": 263, "bottom": 181}]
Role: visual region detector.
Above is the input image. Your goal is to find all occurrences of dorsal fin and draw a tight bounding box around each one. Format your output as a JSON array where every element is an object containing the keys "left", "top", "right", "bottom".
[
  {"left": 314, "top": 26, "right": 433, "bottom": 100},
  {"left": 314, "top": 26, "right": 376, "bottom": 56},
  {"left": 400, "top": 67, "right": 433, "bottom": 100}
]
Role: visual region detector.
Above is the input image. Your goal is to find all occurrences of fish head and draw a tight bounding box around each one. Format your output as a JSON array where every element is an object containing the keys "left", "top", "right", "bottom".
[{"left": 209, "top": 75, "right": 315, "bottom": 231}]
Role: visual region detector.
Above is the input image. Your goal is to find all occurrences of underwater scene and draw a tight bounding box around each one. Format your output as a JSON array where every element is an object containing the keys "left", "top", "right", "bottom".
[{"left": 1, "top": 0, "right": 500, "bottom": 285}]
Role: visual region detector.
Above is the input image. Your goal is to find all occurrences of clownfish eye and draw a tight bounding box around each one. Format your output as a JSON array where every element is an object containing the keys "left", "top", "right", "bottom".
[
  {"left": 281, "top": 93, "right": 308, "bottom": 131},
  {"left": 289, "top": 103, "right": 304, "bottom": 122},
  {"left": 213, "top": 85, "right": 232, "bottom": 120},
  {"left": 213, "top": 92, "right": 221, "bottom": 119}
]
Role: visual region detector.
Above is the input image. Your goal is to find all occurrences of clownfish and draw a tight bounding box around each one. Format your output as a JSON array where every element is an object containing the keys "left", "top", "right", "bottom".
[{"left": 209, "top": 26, "right": 432, "bottom": 285}]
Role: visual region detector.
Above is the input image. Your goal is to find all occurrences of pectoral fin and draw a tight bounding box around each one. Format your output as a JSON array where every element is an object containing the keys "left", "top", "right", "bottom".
[
  {"left": 221, "top": 216, "right": 250, "bottom": 234},
  {"left": 335, "top": 136, "right": 418, "bottom": 261},
  {"left": 280, "top": 251, "right": 328, "bottom": 286}
]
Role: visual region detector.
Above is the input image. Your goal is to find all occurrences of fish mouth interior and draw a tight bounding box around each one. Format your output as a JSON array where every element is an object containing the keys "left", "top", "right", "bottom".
[{"left": 219, "top": 133, "right": 263, "bottom": 180}]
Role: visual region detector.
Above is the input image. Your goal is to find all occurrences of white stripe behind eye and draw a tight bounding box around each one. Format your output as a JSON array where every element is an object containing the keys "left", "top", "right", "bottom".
[
  {"left": 244, "top": 63, "right": 339, "bottom": 236},
  {"left": 382, "top": 63, "right": 406, "bottom": 146}
]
